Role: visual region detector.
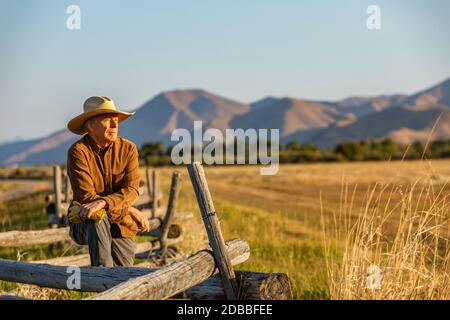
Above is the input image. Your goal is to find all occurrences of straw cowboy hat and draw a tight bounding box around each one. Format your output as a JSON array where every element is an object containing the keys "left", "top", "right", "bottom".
[{"left": 67, "top": 96, "right": 135, "bottom": 135}]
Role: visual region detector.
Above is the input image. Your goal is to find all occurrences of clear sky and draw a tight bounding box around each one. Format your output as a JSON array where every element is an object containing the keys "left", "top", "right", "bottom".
[{"left": 1, "top": 0, "right": 449, "bottom": 142}]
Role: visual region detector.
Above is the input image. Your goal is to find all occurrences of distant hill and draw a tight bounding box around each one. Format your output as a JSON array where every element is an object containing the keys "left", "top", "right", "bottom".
[
  {"left": 404, "top": 77, "right": 450, "bottom": 107},
  {"left": 119, "top": 89, "right": 250, "bottom": 147},
  {"left": 334, "top": 94, "right": 407, "bottom": 117},
  {"left": 310, "top": 78, "right": 450, "bottom": 148},
  {"left": 231, "top": 97, "right": 355, "bottom": 136},
  {"left": 310, "top": 104, "right": 450, "bottom": 148},
  {"left": 1, "top": 77, "right": 449, "bottom": 165}
]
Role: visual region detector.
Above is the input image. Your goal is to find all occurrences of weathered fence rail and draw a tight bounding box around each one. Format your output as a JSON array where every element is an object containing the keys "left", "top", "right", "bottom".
[
  {"left": 182, "top": 271, "right": 293, "bottom": 300},
  {"left": 0, "top": 211, "right": 191, "bottom": 247},
  {"left": 0, "top": 239, "right": 249, "bottom": 295},
  {"left": 0, "top": 227, "right": 70, "bottom": 247},
  {"left": 0, "top": 270, "right": 292, "bottom": 300},
  {"left": 34, "top": 239, "right": 179, "bottom": 266}
]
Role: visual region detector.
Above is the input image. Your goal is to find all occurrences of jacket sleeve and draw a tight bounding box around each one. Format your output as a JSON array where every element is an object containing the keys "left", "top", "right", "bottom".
[{"left": 99, "top": 143, "right": 140, "bottom": 223}]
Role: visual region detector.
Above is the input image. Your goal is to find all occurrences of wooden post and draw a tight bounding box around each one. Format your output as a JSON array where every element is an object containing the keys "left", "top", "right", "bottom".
[
  {"left": 145, "top": 167, "right": 152, "bottom": 203},
  {"left": 187, "top": 162, "right": 239, "bottom": 300},
  {"left": 160, "top": 171, "right": 181, "bottom": 256},
  {"left": 62, "top": 169, "right": 67, "bottom": 202},
  {"left": 151, "top": 169, "right": 158, "bottom": 218},
  {"left": 63, "top": 169, "right": 71, "bottom": 203},
  {"left": 53, "top": 166, "right": 62, "bottom": 218}
]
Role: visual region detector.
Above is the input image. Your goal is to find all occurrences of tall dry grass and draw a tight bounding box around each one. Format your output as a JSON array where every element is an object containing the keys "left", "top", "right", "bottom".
[{"left": 322, "top": 175, "right": 450, "bottom": 299}]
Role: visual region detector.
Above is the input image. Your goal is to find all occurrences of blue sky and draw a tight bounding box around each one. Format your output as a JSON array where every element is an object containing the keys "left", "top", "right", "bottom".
[{"left": 1, "top": 0, "right": 449, "bottom": 141}]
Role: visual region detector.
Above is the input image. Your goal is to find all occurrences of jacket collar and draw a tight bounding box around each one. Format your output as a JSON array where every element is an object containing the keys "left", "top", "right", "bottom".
[{"left": 85, "top": 134, "right": 113, "bottom": 155}]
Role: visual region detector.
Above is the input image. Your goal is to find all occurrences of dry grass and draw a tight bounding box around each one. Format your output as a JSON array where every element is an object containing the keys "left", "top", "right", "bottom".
[
  {"left": 322, "top": 175, "right": 450, "bottom": 299},
  {"left": 0, "top": 182, "right": 13, "bottom": 192},
  {"left": 0, "top": 284, "right": 93, "bottom": 300},
  {"left": 148, "top": 160, "right": 450, "bottom": 300},
  {"left": 1, "top": 160, "right": 450, "bottom": 299}
]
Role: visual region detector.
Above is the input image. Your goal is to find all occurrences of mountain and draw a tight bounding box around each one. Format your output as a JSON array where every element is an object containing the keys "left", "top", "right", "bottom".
[
  {"left": 1, "top": 77, "right": 450, "bottom": 165},
  {"left": 249, "top": 96, "right": 279, "bottom": 110},
  {"left": 0, "top": 137, "right": 24, "bottom": 146},
  {"left": 309, "top": 104, "right": 450, "bottom": 148},
  {"left": 334, "top": 94, "right": 407, "bottom": 117},
  {"left": 0, "top": 130, "right": 77, "bottom": 165},
  {"left": 119, "top": 89, "right": 249, "bottom": 147},
  {"left": 231, "top": 97, "right": 356, "bottom": 141},
  {"left": 403, "top": 77, "right": 450, "bottom": 107},
  {"left": 309, "top": 78, "right": 450, "bottom": 148}
]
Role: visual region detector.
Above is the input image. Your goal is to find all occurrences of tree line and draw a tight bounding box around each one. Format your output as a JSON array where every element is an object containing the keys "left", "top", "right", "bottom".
[{"left": 138, "top": 138, "right": 450, "bottom": 166}]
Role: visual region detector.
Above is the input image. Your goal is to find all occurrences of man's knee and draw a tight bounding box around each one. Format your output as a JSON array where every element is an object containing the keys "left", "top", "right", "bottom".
[
  {"left": 85, "top": 217, "right": 114, "bottom": 267},
  {"left": 111, "top": 237, "right": 136, "bottom": 267},
  {"left": 85, "top": 216, "right": 111, "bottom": 238}
]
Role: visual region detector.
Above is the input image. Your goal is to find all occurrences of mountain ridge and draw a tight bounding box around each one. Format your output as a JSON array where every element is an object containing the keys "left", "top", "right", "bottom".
[{"left": 1, "top": 77, "right": 449, "bottom": 165}]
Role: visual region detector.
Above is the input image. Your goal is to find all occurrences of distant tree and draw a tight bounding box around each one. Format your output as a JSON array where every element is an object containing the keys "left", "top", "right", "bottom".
[
  {"left": 301, "top": 143, "right": 319, "bottom": 152},
  {"left": 410, "top": 141, "right": 425, "bottom": 159},
  {"left": 285, "top": 141, "right": 301, "bottom": 151},
  {"left": 430, "top": 140, "right": 448, "bottom": 158},
  {"left": 140, "top": 142, "right": 165, "bottom": 158},
  {"left": 165, "top": 145, "right": 174, "bottom": 157},
  {"left": 140, "top": 141, "right": 165, "bottom": 166},
  {"left": 369, "top": 138, "right": 399, "bottom": 160},
  {"left": 334, "top": 141, "right": 365, "bottom": 161},
  {"left": 137, "top": 137, "right": 450, "bottom": 166}
]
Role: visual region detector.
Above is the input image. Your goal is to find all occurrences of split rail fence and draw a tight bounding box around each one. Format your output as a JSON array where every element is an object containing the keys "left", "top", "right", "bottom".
[{"left": 0, "top": 163, "right": 292, "bottom": 300}]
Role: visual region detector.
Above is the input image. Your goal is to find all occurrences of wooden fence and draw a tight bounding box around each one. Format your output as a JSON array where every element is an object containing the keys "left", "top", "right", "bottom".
[{"left": 0, "top": 164, "right": 292, "bottom": 300}]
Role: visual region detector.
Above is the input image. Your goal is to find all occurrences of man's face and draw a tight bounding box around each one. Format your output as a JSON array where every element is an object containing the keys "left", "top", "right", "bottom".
[{"left": 86, "top": 113, "right": 119, "bottom": 145}]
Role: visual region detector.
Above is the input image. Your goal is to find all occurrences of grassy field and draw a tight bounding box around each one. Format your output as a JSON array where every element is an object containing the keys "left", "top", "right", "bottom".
[
  {"left": 0, "top": 182, "right": 13, "bottom": 192},
  {"left": 152, "top": 160, "right": 450, "bottom": 299},
  {"left": 0, "top": 159, "right": 449, "bottom": 299}
]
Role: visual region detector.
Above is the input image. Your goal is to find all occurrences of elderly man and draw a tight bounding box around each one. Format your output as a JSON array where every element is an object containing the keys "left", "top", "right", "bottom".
[{"left": 66, "top": 96, "right": 150, "bottom": 267}]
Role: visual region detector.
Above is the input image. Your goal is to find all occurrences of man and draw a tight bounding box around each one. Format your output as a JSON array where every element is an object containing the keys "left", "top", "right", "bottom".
[{"left": 66, "top": 96, "right": 150, "bottom": 267}]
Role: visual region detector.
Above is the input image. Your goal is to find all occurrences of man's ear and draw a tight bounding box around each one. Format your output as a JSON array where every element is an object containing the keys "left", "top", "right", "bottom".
[{"left": 84, "top": 119, "right": 91, "bottom": 132}]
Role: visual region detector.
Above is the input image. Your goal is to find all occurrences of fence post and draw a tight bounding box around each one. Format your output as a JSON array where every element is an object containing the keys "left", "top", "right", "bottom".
[
  {"left": 53, "top": 166, "right": 62, "bottom": 218},
  {"left": 187, "top": 162, "right": 238, "bottom": 300},
  {"left": 159, "top": 171, "right": 181, "bottom": 256},
  {"left": 63, "top": 169, "right": 71, "bottom": 203},
  {"left": 145, "top": 167, "right": 152, "bottom": 204},
  {"left": 151, "top": 170, "right": 158, "bottom": 218}
]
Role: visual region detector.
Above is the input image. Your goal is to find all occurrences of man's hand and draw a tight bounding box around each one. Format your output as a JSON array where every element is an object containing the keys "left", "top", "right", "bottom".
[
  {"left": 128, "top": 207, "right": 150, "bottom": 232},
  {"left": 79, "top": 199, "right": 107, "bottom": 220}
]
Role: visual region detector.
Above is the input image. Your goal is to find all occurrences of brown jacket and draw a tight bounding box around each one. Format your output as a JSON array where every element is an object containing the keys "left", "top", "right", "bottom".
[{"left": 67, "top": 134, "right": 141, "bottom": 237}]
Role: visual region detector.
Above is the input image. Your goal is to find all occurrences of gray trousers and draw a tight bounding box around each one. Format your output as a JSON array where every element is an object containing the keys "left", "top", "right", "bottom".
[{"left": 69, "top": 216, "right": 136, "bottom": 267}]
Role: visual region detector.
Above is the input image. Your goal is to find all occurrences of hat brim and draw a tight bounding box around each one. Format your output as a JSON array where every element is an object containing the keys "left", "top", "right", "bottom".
[{"left": 67, "top": 109, "right": 135, "bottom": 135}]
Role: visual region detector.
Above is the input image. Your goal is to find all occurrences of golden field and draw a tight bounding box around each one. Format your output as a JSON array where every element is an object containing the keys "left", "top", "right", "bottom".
[
  {"left": 0, "top": 159, "right": 449, "bottom": 299},
  {"left": 146, "top": 159, "right": 450, "bottom": 299}
]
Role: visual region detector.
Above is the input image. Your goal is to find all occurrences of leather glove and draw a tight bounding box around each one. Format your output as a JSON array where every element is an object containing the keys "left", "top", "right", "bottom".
[{"left": 68, "top": 201, "right": 106, "bottom": 224}]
